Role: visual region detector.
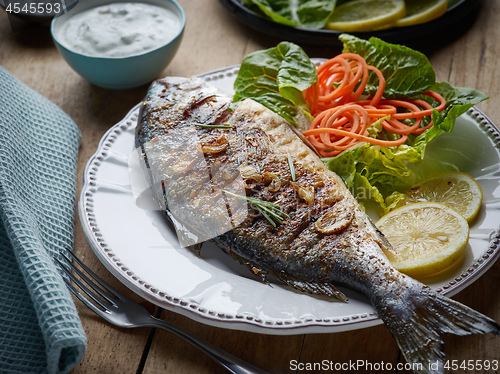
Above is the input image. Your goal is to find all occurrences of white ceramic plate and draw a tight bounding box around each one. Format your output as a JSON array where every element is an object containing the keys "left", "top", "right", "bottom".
[{"left": 79, "top": 65, "right": 500, "bottom": 335}]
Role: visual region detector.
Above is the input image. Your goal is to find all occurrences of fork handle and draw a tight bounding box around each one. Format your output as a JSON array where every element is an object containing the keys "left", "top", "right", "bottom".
[{"left": 146, "top": 316, "right": 270, "bottom": 374}]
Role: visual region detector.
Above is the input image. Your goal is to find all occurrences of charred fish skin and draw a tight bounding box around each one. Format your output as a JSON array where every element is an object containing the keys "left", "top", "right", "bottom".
[
  {"left": 136, "top": 77, "right": 499, "bottom": 374},
  {"left": 212, "top": 97, "right": 404, "bottom": 297},
  {"left": 136, "top": 76, "right": 232, "bottom": 149},
  {"left": 136, "top": 76, "right": 235, "bottom": 239}
]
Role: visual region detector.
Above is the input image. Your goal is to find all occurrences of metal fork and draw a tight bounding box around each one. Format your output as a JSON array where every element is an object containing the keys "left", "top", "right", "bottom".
[{"left": 56, "top": 251, "right": 269, "bottom": 374}]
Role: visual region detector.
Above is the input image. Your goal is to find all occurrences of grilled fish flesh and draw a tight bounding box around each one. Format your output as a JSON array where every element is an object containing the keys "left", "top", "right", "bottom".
[{"left": 135, "top": 76, "right": 499, "bottom": 374}]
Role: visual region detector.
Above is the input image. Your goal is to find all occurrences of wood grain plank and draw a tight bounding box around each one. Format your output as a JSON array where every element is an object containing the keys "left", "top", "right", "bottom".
[
  {"left": 426, "top": 1, "right": 500, "bottom": 125},
  {"left": 298, "top": 325, "right": 400, "bottom": 372},
  {"left": 396, "top": 258, "right": 500, "bottom": 374},
  {"left": 69, "top": 301, "right": 152, "bottom": 373},
  {"left": 1, "top": 11, "right": 158, "bottom": 374},
  {"left": 143, "top": 311, "right": 303, "bottom": 374},
  {"left": 67, "top": 248, "right": 157, "bottom": 373}
]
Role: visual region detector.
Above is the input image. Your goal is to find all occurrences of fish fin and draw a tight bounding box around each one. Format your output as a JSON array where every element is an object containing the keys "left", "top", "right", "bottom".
[
  {"left": 279, "top": 279, "right": 348, "bottom": 302},
  {"left": 226, "top": 251, "right": 271, "bottom": 285},
  {"left": 224, "top": 249, "right": 346, "bottom": 301},
  {"left": 378, "top": 285, "right": 500, "bottom": 374},
  {"left": 187, "top": 243, "right": 203, "bottom": 256}
]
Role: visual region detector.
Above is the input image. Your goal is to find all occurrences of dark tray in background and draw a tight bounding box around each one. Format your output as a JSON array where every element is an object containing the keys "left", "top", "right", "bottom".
[{"left": 219, "top": 0, "right": 482, "bottom": 47}]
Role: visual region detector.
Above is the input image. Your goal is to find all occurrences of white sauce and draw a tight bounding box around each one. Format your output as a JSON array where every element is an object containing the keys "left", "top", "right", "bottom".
[{"left": 58, "top": 2, "right": 181, "bottom": 58}]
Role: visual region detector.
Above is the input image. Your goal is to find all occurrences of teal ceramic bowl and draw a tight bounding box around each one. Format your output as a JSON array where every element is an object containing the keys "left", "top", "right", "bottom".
[{"left": 51, "top": 0, "right": 185, "bottom": 89}]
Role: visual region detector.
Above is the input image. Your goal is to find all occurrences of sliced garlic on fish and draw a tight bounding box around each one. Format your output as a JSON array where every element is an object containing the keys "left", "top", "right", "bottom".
[
  {"left": 291, "top": 182, "right": 315, "bottom": 205},
  {"left": 315, "top": 203, "right": 353, "bottom": 234},
  {"left": 263, "top": 172, "right": 281, "bottom": 192},
  {"left": 239, "top": 162, "right": 262, "bottom": 183}
]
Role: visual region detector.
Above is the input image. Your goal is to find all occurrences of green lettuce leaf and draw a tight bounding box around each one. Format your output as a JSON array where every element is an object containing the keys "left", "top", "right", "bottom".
[
  {"left": 412, "top": 81, "right": 489, "bottom": 153},
  {"left": 339, "top": 34, "right": 436, "bottom": 97},
  {"left": 243, "top": 0, "right": 337, "bottom": 29},
  {"left": 320, "top": 35, "right": 489, "bottom": 214},
  {"left": 232, "top": 41, "right": 317, "bottom": 125},
  {"left": 233, "top": 35, "right": 489, "bottom": 215}
]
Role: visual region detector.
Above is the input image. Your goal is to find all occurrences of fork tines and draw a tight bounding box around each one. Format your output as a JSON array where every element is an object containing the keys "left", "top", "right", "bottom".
[{"left": 55, "top": 251, "right": 120, "bottom": 313}]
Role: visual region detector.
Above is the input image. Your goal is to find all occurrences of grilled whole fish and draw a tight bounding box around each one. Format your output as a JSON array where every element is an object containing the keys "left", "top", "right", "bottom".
[{"left": 136, "top": 76, "right": 499, "bottom": 374}]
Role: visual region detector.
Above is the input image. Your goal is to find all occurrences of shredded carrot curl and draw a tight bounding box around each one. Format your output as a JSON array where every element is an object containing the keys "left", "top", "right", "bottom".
[{"left": 302, "top": 54, "right": 447, "bottom": 157}]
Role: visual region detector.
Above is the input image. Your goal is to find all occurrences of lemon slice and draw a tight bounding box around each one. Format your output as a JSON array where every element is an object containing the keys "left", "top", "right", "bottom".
[
  {"left": 326, "top": 0, "right": 406, "bottom": 32},
  {"left": 404, "top": 171, "right": 482, "bottom": 222},
  {"left": 376, "top": 202, "right": 469, "bottom": 279},
  {"left": 395, "top": 0, "right": 448, "bottom": 27}
]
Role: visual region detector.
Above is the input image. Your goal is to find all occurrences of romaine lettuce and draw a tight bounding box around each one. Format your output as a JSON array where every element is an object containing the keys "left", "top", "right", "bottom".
[
  {"left": 232, "top": 41, "right": 317, "bottom": 125},
  {"left": 233, "top": 35, "right": 488, "bottom": 215},
  {"left": 339, "top": 34, "right": 436, "bottom": 98},
  {"left": 323, "top": 36, "right": 488, "bottom": 214},
  {"left": 242, "top": 0, "right": 338, "bottom": 29}
]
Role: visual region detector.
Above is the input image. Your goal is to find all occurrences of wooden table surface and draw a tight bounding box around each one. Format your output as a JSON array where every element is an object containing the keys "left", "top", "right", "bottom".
[{"left": 1, "top": 1, "right": 500, "bottom": 373}]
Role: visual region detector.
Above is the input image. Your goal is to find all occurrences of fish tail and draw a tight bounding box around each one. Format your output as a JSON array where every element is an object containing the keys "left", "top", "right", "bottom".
[{"left": 377, "top": 285, "right": 500, "bottom": 374}]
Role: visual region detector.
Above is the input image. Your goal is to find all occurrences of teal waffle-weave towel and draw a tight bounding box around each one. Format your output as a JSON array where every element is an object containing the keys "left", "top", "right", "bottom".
[{"left": 0, "top": 66, "right": 86, "bottom": 373}]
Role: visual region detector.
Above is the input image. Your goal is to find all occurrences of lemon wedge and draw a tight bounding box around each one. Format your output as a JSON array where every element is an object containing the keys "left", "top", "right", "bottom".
[
  {"left": 404, "top": 171, "right": 482, "bottom": 222},
  {"left": 326, "top": 0, "right": 406, "bottom": 32},
  {"left": 376, "top": 202, "right": 469, "bottom": 279},
  {"left": 395, "top": 0, "right": 448, "bottom": 27}
]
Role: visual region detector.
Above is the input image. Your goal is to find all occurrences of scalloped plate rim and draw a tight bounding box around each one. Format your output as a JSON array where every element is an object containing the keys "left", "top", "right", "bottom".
[{"left": 78, "top": 63, "right": 500, "bottom": 335}]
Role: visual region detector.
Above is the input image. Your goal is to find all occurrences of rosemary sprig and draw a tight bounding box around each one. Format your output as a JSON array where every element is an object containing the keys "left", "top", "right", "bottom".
[
  {"left": 223, "top": 190, "right": 290, "bottom": 228},
  {"left": 194, "top": 123, "right": 233, "bottom": 129},
  {"left": 287, "top": 153, "right": 296, "bottom": 182}
]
